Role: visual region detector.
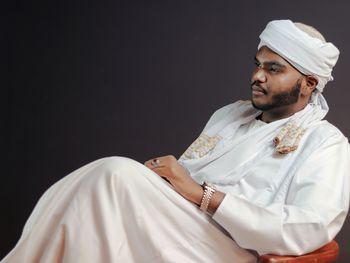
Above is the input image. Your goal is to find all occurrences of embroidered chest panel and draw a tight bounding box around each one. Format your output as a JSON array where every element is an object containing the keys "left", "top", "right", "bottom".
[{"left": 182, "top": 133, "right": 222, "bottom": 160}]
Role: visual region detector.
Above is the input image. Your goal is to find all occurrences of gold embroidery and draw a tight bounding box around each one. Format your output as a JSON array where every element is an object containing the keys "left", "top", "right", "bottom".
[
  {"left": 182, "top": 134, "right": 222, "bottom": 159},
  {"left": 274, "top": 121, "right": 305, "bottom": 154}
]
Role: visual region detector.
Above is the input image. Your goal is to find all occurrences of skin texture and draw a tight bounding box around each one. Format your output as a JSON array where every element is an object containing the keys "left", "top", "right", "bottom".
[{"left": 144, "top": 46, "right": 318, "bottom": 214}]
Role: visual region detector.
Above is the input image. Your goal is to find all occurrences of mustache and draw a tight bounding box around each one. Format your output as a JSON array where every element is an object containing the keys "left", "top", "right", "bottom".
[{"left": 251, "top": 81, "right": 267, "bottom": 94}]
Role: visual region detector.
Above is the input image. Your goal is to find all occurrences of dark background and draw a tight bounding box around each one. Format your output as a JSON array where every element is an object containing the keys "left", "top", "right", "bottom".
[{"left": 3, "top": 0, "right": 350, "bottom": 261}]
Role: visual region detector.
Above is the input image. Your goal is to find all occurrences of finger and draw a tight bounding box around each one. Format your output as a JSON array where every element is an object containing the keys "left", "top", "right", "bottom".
[
  {"left": 144, "top": 157, "right": 161, "bottom": 166},
  {"left": 150, "top": 167, "right": 169, "bottom": 180},
  {"left": 144, "top": 157, "right": 166, "bottom": 169},
  {"left": 144, "top": 160, "right": 154, "bottom": 168},
  {"left": 151, "top": 167, "right": 172, "bottom": 184},
  {"left": 150, "top": 167, "right": 174, "bottom": 186}
]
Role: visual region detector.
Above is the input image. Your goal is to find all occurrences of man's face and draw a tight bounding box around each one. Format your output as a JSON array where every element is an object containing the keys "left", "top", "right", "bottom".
[{"left": 251, "top": 46, "right": 304, "bottom": 111}]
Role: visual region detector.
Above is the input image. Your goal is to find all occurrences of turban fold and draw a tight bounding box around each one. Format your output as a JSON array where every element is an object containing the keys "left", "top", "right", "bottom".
[{"left": 258, "top": 19, "right": 339, "bottom": 92}]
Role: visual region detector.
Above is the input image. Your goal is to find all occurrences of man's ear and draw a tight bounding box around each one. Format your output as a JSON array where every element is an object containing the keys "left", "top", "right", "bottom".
[{"left": 301, "top": 75, "right": 318, "bottom": 95}]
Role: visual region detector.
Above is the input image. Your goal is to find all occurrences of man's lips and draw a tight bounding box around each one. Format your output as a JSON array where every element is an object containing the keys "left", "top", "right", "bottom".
[{"left": 251, "top": 85, "right": 267, "bottom": 95}]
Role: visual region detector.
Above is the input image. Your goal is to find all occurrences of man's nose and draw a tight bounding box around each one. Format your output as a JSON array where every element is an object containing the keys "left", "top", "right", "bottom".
[{"left": 252, "top": 68, "right": 267, "bottom": 83}]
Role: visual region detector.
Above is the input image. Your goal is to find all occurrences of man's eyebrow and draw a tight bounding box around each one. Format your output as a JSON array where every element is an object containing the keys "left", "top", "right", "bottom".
[{"left": 254, "top": 56, "right": 287, "bottom": 68}]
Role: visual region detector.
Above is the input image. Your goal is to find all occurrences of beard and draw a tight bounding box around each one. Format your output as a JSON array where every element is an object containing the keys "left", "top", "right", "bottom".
[{"left": 251, "top": 79, "right": 301, "bottom": 111}]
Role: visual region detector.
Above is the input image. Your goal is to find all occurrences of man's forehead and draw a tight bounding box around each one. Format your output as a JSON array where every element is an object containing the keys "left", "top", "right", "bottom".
[{"left": 255, "top": 46, "right": 290, "bottom": 66}]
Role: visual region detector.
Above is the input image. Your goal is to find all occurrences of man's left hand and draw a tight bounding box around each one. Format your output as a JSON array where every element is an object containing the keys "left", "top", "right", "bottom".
[{"left": 144, "top": 155, "right": 203, "bottom": 205}]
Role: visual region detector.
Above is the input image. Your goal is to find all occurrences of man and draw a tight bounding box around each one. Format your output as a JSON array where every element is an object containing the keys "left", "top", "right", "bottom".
[{"left": 2, "top": 20, "right": 349, "bottom": 263}]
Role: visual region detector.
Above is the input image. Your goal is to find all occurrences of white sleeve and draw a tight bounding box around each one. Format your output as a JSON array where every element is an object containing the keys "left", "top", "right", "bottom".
[{"left": 212, "top": 133, "right": 350, "bottom": 256}]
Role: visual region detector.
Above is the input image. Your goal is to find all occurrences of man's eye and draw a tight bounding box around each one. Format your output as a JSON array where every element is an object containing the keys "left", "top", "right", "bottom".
[
  {"left": 269, "top": 66, "right": 279, "bottom": 72},
  {"left": 254, "top": 62, "right": 261, "bottom": 67}
]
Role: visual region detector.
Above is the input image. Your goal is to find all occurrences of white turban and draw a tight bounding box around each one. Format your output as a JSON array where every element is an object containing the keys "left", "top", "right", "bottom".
[{"left": 258, "top": 19, "right": 339, "bottom": 92}]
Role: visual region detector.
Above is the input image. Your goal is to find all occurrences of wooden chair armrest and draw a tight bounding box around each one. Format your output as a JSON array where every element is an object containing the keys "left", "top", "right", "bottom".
[{"left": 259, "top": 240, "right": 339, "bottom": 263}]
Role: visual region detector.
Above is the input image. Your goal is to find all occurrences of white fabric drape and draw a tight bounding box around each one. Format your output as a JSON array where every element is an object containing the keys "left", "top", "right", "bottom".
[
  {"left": 1, "top": 157, "right": 256, "bottom": 263},
  {"left": 179, "top": 101, "right": 330, "bottom": 185}
]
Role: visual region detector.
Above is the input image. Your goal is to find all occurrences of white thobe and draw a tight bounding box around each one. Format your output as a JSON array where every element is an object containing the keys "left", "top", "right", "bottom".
[{"left": 2, "top": 101, "right": 350, "bottom": 262}]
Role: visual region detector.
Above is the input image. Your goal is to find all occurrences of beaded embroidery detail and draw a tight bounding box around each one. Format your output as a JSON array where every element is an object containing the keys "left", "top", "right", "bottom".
[
  {"left": 182, "top": 134, "right": 222, "bottom": 159},
  {"left": 273, "top": 120, "right": 305, "bottom": 154}
]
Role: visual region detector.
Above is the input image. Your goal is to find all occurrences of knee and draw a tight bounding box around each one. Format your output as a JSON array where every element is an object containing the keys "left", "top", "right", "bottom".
[
  {"left": 97, "top": 156, "right": 139, "bottom": 172},
  {"left": 92, "top": 156, "right": 143, "bottom": 183}
]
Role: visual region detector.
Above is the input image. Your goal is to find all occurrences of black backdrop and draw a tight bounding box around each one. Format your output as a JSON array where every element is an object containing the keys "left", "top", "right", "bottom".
[{"left": 3, "top": 0, "right": 350, "bottom": 261}]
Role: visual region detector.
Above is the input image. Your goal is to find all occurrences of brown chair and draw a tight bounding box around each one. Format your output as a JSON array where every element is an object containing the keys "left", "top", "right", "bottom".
[{"left": 259, "top": 240, "right": 339, "bottom": 263}]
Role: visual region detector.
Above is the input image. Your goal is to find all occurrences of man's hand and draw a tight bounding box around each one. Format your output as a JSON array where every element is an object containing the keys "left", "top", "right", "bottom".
[{"left": 144, "top": 155, "right": 203, "bottom": 205}]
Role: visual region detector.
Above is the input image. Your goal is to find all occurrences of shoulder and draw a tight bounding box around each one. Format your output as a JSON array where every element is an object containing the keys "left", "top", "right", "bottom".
[
  {"left": 211, "top": 100, "right": 251, "bottom": 118},
  {"left": 305, "top": 120, "right": 348, "bottom": 146}
]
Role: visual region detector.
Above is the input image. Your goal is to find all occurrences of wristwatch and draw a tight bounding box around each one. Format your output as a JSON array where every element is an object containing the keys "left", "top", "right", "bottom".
[{"left": 199, "top": 181, "right": 216, "bottom": 213}]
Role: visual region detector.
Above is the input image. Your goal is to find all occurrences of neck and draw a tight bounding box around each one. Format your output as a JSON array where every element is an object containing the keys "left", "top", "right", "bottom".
[{"left": 260, "top": 102, "right": 307, "bottom": 123}]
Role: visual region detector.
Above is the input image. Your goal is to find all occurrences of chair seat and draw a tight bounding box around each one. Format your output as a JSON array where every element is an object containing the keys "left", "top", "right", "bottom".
[{"left": 259, "top": 240, "right": 339, "bottom": 263}]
